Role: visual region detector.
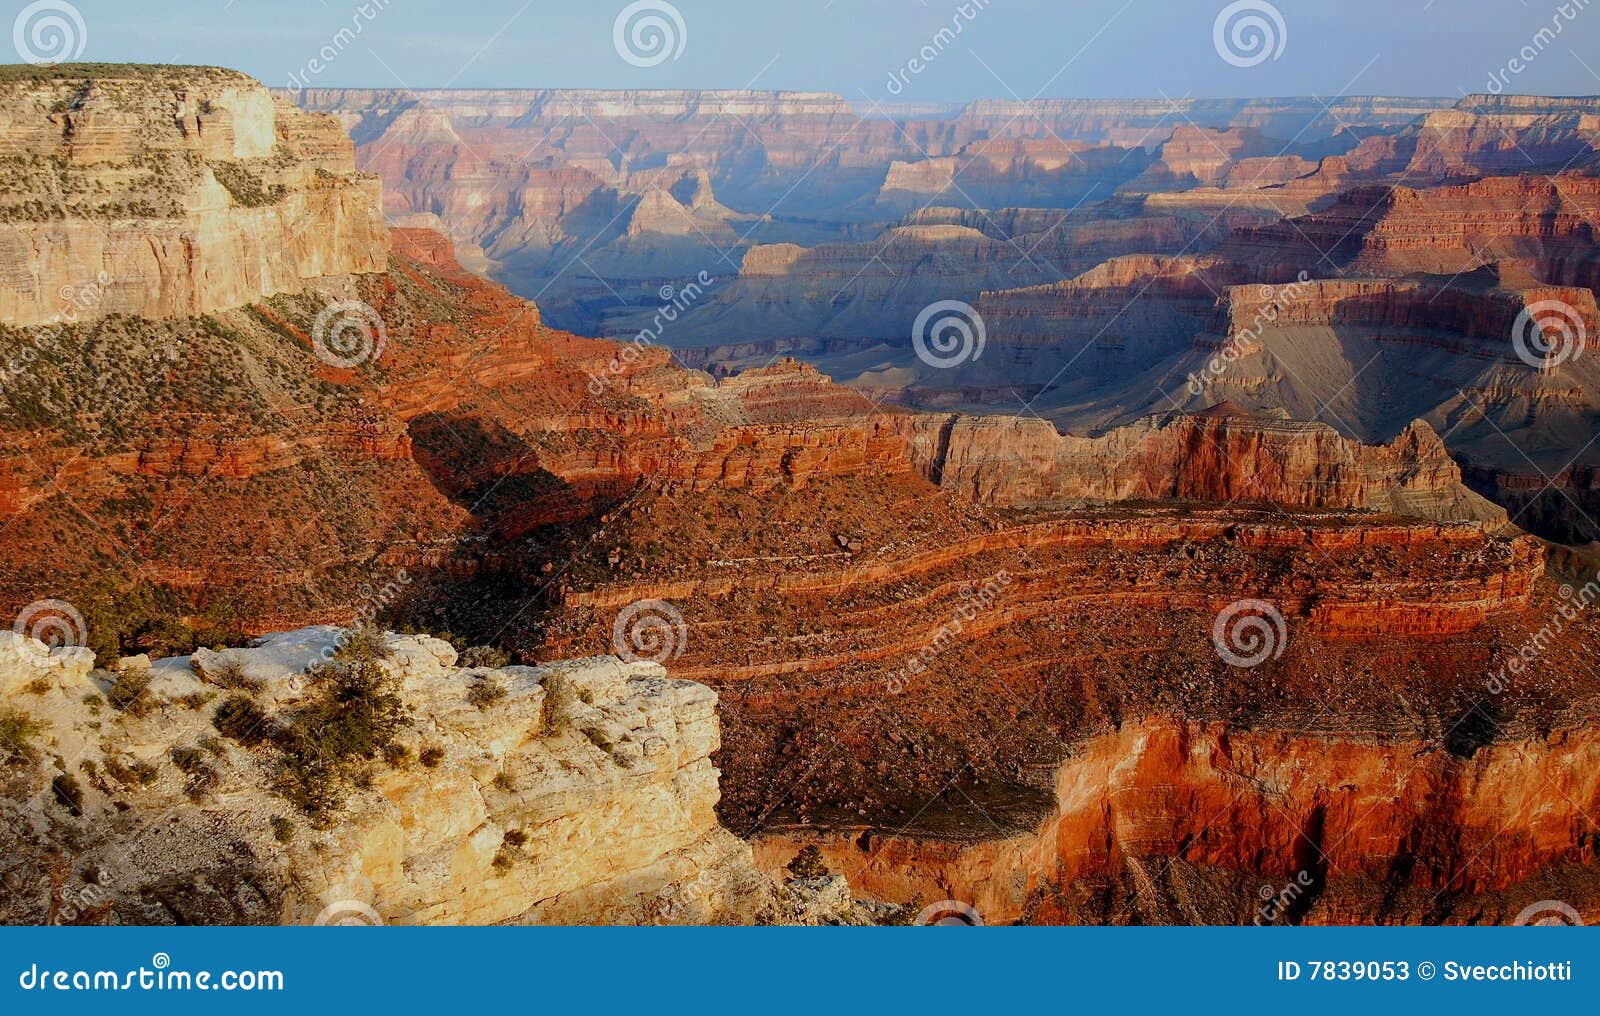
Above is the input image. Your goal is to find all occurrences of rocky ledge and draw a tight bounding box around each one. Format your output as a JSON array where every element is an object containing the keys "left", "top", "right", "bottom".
[{"left": 0, "top": 625, "right": 808, "bottom": 925}]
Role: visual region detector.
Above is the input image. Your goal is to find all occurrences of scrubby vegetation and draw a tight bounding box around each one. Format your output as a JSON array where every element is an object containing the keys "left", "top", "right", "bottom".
[
  {"left": 466, "top": 676, "right": 507, "bottom": 709},
  {"left": 50, "top": 772, "right": 83, "bottom": 815},
  {"left": 269, "top": 660, "right": 409, "bottom": 821},
  {"left": 206, "top": 657, "right": 259, "bottom": 692},
  {"left": 106, "top": 667, "right": 153, "bottom": 716},
  {"left": 786, "top": 845, "right": 831, "bottom": 880},
  {"left": 457, "top": 645, "right": 512, "bottom": 670},
  {"left": 334, "top": 624, "right": 392, "bottom": 664},
  {"left": 210, "top": 161, "right": 286, "bottom": 208},
  {"left": 0, "top": 708, "right": 44, "bottom": 767},
  {"left": 211, "top": 695, "right": 271, "bottom": 746}
]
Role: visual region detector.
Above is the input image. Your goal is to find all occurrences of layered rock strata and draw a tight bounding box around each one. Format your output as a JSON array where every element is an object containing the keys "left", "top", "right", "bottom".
[{"left": 0, "top": 66, "right": 386, "bottom": 327}]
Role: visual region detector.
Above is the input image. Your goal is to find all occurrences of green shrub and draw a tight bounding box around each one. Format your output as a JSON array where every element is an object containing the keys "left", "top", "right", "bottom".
[
  {"left": 466, "top": 677, "right": 507, "bottom": 710},
  {"left": 106, "top": 668, "right": 153, "bottom": 716},
  {"left": 207, "top": 657, "right": 259, "bottom": 691},
  {"left": 212, "top": 695, "right": 271, "bottom": 746},
  {"left": 0, "top": 708, "right": 43, "bottom": 767},
  {"left": 271, "top": 660, "right": 408, "bottom": 819},
  {"left": 418, "top": 746, "right": 444, "bottom": 768},
  {"left": 169, "top": 746, "right": 206, "bottom": 774},
  {"left": 457, "top": 645, "right": 512, "bottom": 670},
  {"left": 786, "top": 845, "right": 831, "bottom": 880},
  {"left": 270, "top": 815, "right": 295, "bottom": 843},
  {"left": 334, "top": 625, "right": 392, "bottom": 664}
]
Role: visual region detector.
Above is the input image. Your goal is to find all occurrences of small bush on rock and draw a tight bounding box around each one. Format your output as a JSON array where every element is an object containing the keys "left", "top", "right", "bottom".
[
  {"left": 0, "top": 708, "right": 43, "bottom": 767},
  {"left": 334, "top": 625, "right": 392, "bottom": 665},
  {"left": 271, "top": 660, "right": 408, "bottom": 820},
  {"left": 107, "top": 667, "right": 154, "bottom": 717},
  {"left": 457, "top": 645, "right": 512, "bottom": 670},
  {"left": 786, "top": 845, "right": 831, "bottom": 880},
  {"left": 212, "top": 696, "right": 271, "bottom": 746}
]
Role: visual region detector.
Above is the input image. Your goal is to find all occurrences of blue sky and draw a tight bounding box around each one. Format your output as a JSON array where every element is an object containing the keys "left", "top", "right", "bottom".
[{"left": 39, "top": 0, "right": 1600, "bottom": 100}]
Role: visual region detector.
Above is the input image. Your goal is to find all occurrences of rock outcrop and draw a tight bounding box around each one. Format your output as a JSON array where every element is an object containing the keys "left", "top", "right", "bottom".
[
  {"left": 891, "top": 407, "right": 1505, "bottom": 524},
  {"left": 754, "top": 716, "right": 1600, "bottom": 926},
  {"left": 0, "top": 626, "right": 774, "bottom": 925},
  {"left": 0, "top": 66, "right": 387, "bottom": 327}
]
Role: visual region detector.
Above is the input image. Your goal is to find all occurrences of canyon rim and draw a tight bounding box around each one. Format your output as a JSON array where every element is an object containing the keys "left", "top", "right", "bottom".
[{"left": 1, "top": 1, "right": 1599, "bottom": 941}]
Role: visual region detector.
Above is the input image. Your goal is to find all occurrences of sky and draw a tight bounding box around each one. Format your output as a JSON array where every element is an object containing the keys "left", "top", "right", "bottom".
[{"left": 27, "top": 0, "right": 1600, "bottom": 102}]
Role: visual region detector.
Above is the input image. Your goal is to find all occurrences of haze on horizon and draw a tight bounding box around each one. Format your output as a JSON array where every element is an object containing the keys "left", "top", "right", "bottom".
[{"left": 44, "top": 0, "right": 1600, "bottom": 103}]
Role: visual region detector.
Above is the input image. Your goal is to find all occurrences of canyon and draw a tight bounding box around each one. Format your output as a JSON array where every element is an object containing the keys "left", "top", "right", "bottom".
[
  {"left": 0, "top": 66, "right": 1597, "bottom": 926},
  {"left": 291, "top": 87, "right": 1600, "bottom": 544}
]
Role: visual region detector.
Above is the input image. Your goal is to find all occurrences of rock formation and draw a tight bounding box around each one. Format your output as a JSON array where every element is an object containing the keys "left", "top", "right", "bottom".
[
  {"left": 0, "top": 66, "right": 386, "bottom": 327},
  {"left": 0, "top": 625, "right": 775, "bottom": 925},
  {"left": 890, "top": 407, "right": 1505, "bottom": 524},
  {"left": 4, "top": 67, "right": 1600, "bottom": 927}
]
